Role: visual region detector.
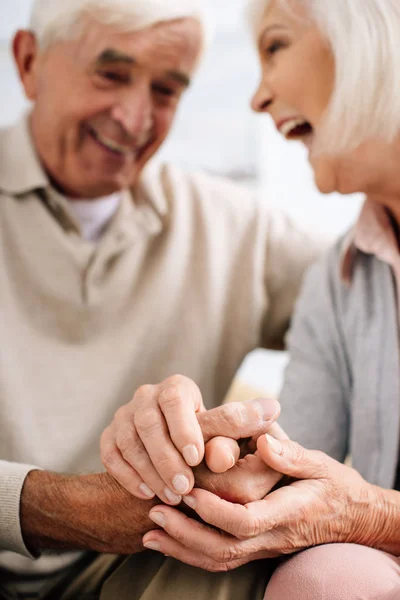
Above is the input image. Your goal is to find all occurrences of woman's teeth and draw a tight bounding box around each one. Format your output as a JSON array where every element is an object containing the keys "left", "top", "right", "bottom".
[{"left": 279, "top": 118, "right": 312, "bottom": 139}]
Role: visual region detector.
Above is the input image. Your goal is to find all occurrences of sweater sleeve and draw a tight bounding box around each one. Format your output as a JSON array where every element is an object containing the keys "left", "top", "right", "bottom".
[
  {"left": 0, "top": 461, "right": 40, "bottom": 557},
  {"left": 262, "top": 208, "right": 331, "bottom": 350}
]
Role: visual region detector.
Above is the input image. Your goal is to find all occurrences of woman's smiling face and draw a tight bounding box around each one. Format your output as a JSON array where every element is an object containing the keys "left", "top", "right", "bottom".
[{"left": 251, "top": 0, "right": 399, "bottom": 197}]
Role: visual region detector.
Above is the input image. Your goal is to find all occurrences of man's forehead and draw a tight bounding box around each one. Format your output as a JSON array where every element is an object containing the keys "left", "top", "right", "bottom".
[{"left": 76, "top": 18, "right": 201, "bottom": 76}]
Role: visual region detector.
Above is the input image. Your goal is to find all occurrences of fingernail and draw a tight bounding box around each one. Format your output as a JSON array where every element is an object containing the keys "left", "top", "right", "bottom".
[
  {"left": 173, "top": 474, "right": 190, "bottom": 495},
  {"left": 223, "top": 447, "right": 235, "bottom": 469},
  {"left": 183, "top": 495, "right": 196, "bottom": 509},
  {"left": 266, "top": 434, "right": 282, "bottom": 455},
  {"left": 144, "top": 541, "right": 161, "bottom": 551},
  {"left": 139, "top": 483, "right": 156, "bottom": 499},
  {"left": 150, "top": 511, "right": 166, "bottom": 528},
  {"left": 164, "top": 488, "right": 182, "bottom": 504},
  {"left": 183, "top": 444, "right": 199, "bottom": 466}
]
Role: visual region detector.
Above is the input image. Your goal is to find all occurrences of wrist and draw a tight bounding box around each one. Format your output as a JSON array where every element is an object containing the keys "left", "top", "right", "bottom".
[
  {"left": 365, "top": 485, "right": 400, "bottom": 555},
  {"left": 20, "top": 470, "right": 159, "bottom": 554}
]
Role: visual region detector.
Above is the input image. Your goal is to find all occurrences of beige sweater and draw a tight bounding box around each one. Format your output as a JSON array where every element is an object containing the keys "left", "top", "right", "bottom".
[{"left": 0, "top": 116, "right": 326, "bottom": 576}]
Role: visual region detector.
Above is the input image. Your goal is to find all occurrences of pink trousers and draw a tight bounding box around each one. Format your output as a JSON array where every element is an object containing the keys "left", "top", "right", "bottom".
[{"left": 264, "top": 544, "right": 400, "bottom": 600}]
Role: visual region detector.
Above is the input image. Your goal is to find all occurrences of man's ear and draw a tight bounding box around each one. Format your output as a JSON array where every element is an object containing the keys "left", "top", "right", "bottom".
[{"left": 13, "top": 30, "right": 41, "bottom": 101}]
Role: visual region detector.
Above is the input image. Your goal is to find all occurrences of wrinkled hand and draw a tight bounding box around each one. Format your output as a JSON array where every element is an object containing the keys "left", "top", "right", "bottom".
[
  {"left": 194, "top": 423, "right": 288, "bottom": 504},
  {"left": 143, "top": 435, "right": 379, "bottom": 571},
  {"left": 101, "top": 375, "right": 281, "bottom": 505}
]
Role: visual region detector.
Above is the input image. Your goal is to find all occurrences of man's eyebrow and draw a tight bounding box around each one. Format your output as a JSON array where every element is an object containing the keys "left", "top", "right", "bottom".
[
  {"left": 166, "top": 70, "right": 191, "bottom": 88},
  {"left": 258, "top": 24, "right": 287, "bottom": 48},
  {"left": 95, "top": 48, "right": 136, "bottom": 66},
  {"left": 94, "top": 50, "right": 190, "bottom": 86}
]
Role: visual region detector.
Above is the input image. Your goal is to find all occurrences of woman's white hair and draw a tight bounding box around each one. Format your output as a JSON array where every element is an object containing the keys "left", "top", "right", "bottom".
[
  {"left": 247, "top": 0, "right": 400, "bottom": 154},
  {"left": 30, "top": 0, "right": 212, "bottom": 55}
]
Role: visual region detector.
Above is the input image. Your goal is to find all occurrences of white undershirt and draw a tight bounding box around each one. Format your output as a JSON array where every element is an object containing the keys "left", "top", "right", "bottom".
[{"left": 67, "top": 193, "right": 122, "bottom": 243}]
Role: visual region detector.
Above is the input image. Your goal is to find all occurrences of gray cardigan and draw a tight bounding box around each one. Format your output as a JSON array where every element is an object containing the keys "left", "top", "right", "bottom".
[{"left": 279, "top": 237, "right": 400, "bottom": 490}]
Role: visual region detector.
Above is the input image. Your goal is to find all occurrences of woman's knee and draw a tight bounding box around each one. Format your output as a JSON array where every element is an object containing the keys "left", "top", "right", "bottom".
[{"left": 264, "top": 544, "right": 400, "bottom": 600}]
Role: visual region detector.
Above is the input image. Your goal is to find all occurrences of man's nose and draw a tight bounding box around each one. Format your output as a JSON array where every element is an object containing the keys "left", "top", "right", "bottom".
[
  {"left": 111, "top": 84, "right": 153, "bottom": 139},
  {"left": 251, "top": 80, "right": 273, "bottom": 113}
]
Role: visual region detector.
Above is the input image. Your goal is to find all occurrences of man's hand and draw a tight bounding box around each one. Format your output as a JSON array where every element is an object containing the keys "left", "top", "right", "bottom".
[
  {"left": 142, "top": 434, "right": 383, "bottom": 572},
  {"left": 194, "top": 423, "right": 289, "bottom": 504},
  {"left": 100, "top": 375, "right": 281, "bottom": 505},
  {"left": 20, "top": 470, "right": 161, "bottom": 555}
]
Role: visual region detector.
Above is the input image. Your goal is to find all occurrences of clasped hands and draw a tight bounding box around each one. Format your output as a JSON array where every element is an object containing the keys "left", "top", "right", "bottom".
[{"left": 101, "top": 376, "right": 380, "bottom": 572}]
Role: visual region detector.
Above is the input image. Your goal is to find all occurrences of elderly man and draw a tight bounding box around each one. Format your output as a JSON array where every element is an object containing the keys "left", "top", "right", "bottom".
[{"left": 0, "top": 0, "right": 326, "bottom": 598}]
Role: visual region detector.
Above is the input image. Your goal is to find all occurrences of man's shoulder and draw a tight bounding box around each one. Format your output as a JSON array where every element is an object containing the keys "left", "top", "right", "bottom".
[
  {"left": 139, "top": 160, "right": 262, "bottom": 216},
  {"left": 0, "top": 116, "right": 47, "bottom": 195},
  {"left": 0, "top": 121, "right": 16, "bottom": 156}
]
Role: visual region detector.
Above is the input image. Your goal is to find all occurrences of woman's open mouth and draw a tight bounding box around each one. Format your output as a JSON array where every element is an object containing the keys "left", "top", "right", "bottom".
[{"left": 277, "top": 118, "right": 314, "bottom": 146}]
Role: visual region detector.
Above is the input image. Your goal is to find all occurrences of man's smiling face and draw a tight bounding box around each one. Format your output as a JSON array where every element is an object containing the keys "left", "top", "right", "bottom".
[{"left": 19, "top": 17, "right": 202, "bottom": 198}]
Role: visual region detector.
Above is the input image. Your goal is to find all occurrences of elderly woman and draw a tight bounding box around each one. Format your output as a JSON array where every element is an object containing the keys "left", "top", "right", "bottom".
[{"left": 141, "top": 0, "right": 400, "bottom": 598}]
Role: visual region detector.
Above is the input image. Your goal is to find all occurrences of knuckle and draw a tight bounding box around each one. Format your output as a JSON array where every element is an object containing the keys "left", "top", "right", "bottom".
[
  {"left": 313, "top": 450, "right": 329, "bottom": 476},
  {"left": 132, "top": 386, "right": 155, "bottom": 408},
  {"left": 236, "top": 517, "right": 260, "bottom": 539},
  {"left": 114, "top": 405, "right": 127, "bottom": 422},
  {"left": 134, "top": 408, "right": 162, "bottom": 434},
  {"left": 206, "top": 560, "right": 231, "bottom": 573},
  {"left": 101, "top": 447, "right": 119, "bottom": 470},
  {"left": 220, "top": 403, "right": 246, "bottom": 431},
  {"left": 291, "top": 442, "right": 307, "bottom": 464},
  {"left": 134, "top": 385, "right": 154, "bottom": 399},
  {"left": 164, "top": 374, "right": 186, "bottom": 387},
  {"left": 116, "top": 431, "right": 135, "bottom": 455},
  {"left": 158, "top": 384, "right": 183, "bottom": 409},
  {"left": 216, "top": 545, "right": 241, "bottom": 563}
]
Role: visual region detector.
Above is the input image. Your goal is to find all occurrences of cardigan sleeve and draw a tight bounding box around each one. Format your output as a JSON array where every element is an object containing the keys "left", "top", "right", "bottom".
[{"left": 278, "top": 244, "right": 351, "bottom": 462}]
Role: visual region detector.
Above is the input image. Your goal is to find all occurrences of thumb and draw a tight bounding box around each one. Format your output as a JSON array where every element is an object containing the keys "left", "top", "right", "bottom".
[{"left": 257, "top": 434, "right": 329, "bottom": 480}]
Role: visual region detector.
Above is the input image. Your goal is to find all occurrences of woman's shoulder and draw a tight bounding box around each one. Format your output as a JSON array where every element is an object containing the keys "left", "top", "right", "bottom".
[{"left": 301, "top": 229, "right": 393, "bottom": 321}]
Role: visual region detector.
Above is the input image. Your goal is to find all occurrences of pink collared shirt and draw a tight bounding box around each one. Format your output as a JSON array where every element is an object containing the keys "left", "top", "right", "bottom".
[{"left": 341, "top": 200, "right": 400, "bottom": 308}]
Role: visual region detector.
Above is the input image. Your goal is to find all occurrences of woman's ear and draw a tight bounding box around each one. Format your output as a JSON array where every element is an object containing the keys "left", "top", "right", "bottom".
[{"left": 13, "top": 30, "right": 41, "bottom": 101}]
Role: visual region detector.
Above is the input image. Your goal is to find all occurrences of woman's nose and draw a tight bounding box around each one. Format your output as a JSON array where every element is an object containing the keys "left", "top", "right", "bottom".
[{"left": 251, "top": 81, "right": 273, "bottom": 113}]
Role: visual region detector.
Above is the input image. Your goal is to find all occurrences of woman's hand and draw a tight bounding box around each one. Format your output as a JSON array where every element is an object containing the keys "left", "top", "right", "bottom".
[{"left": 142, "top": 434, "right": 382, "bottom": 572}]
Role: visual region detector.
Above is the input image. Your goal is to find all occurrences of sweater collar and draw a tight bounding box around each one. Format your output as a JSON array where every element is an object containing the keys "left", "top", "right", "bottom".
[{"left": 0, "top": 113, "right": 166, "bottom": 238}]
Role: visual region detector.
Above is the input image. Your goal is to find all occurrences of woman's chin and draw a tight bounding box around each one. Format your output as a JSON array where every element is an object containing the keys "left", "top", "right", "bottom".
[
  {"left": 310, "top": 153, "right": 367, "bottom": 196},
  {"left": 313, "top": 173, "right": 337, "bottom": 194},
  {"left": 310, "top": 156, "right": 338, "bottom": 194}
]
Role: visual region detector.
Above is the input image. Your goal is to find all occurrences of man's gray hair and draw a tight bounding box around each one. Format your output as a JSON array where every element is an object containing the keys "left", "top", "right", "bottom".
[
  {"left": 247, "top": 0, "right": 400, "bottom": 155},
  {"left": 30, "top": 0, "right": 212, "bottom": 53}
]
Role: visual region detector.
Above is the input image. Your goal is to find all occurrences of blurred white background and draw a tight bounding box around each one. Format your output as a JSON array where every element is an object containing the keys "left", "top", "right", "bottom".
[{"left": 0, "top": 0, "right": 363, "bottom": 396}]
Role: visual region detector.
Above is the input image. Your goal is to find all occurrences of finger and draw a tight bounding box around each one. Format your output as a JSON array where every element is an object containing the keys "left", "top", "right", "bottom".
[
  {"left": 198, "top": 398, "right": 281, "bottom": 443},
  {"left": 100, "top": 425, "right": 156, "bottom": 500},
  {"left": 145, "top": 506, "right": 249, "bottom": 566},
  {"left": 100, "top": 425, "right": 155, "bottom": 499},
  {"left": 257, "top": 435, "right": 330, "bottom": 480},
  {"left": 266, "top": 421, "right": 290, "bottom": 441},
  {"left": 180, "top": 488, "right": 270, "bottom": 539},
  {"left": 157, "top": 376, "right": 205, "bottom": 467},
  {"left": 143, "top": 531, "right": 250, "bottom": 572},
  {"left": 245, "top": 420, "right": 290, "bottom": 455},
  {"left": 114, "top": 417, "right": 184, "bottom": 505},
  {"left": 133, "top": 404, "right": 195, "bottom": 499},
  {"left": 204, "top": 437, "right": 241, "bottom": 473}
]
